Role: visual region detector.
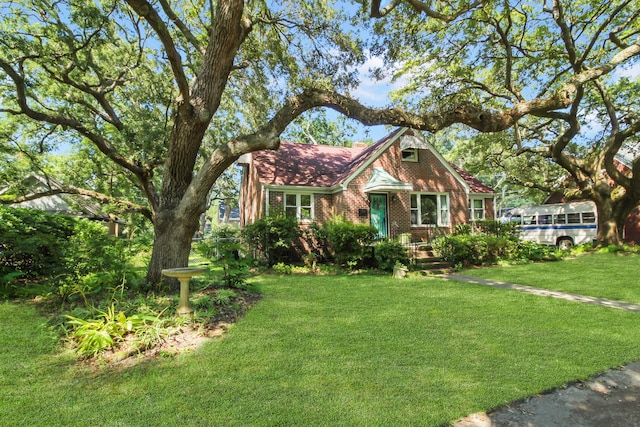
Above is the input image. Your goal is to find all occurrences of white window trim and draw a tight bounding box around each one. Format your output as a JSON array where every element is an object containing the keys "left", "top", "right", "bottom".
[
  {"left": 284, "top": 192, "right": 314, "bottom": 222},
  {"left": 401, "top": 148, "right": 418, "bottom": 162},
  {"left": 410, "top": 193, "right": 450, "bottom": 227},
  {"left": 469, "top": 198, "right": 485, "bottom": 221}
]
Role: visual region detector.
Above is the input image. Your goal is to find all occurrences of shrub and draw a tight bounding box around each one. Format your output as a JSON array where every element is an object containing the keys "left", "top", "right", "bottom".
[
  {"left": 272, "top": 262, "right": 293, "bottom": 275},
  {"left": 374, "top": 240, "right": 410, "bottom": 272},
  {"left": 0, "top": 206, "right": 76, "bottom": 281},
  {"left": 65, "top": 220, "right": 128, "bottom": 277},
  {"left": 471, "top": 219, "right": 520, "bottom": 239},
  {"left": 314, "top": 216, "right": 377, "bottom": 269},
  {"left": 0, "top": 207, "right": 137, "bottom": 299},
  {"left": 194, "top": 225, "right": 240, "bottom": 260},
  {"left": 242, "top": 215, "right": 301, "bottom": 265},
  {"left": 433, "top": 228, "right": 559, "bottom": 268},
  {"left": 218, "top": 240, "right": 251, "bottom": 289}
]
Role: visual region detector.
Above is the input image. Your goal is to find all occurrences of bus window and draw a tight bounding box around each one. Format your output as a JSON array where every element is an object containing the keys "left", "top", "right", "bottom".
[
  {"left": 554, "top": 214, "right": 567, "bottom": 224},
  {"left": 567, "top": 213, "right": 581, "bottom": 224},
  {"left": 539, "top": 214, "right": 552, "bottom": 224},
  {"left": 523, "top": 215, "right": 536, "bottom": 225},
  {"left": 509, "top": 214, "right": 522, "bottom": 224},
  {"left": 582, "top": 212, "right": 596, "bottom": 223}
]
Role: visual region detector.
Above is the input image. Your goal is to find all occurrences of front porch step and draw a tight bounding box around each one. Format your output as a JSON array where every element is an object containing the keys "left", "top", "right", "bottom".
[{"left": 412, "top": 256, "right": 452, "bottom": 275}]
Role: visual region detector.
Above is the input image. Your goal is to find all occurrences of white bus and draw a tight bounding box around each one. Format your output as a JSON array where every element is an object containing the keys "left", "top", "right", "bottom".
[{"left": 501, "top": 201, "right": 597, "bottom": 250}]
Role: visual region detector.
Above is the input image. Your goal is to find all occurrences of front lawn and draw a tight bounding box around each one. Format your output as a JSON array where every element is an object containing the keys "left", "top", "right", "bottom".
[
  {"left": 460, "top": 251, "right": 640, "bottom": 303},
  {"left": 2, "top": 268, "right": 640, "bottom": 426}
]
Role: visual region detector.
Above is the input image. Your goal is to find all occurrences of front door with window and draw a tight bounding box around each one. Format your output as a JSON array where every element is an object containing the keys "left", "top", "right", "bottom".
[{"left": 369, "top": 193, "right": 388, "bottom": 239}]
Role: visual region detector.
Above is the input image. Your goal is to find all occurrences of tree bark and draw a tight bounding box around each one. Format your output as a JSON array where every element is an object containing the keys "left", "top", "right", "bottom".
[
  {"left": 596, "top": 209, "right": 623, "bottom": 247},
  {"left": 147, "top": 209, "right": 202, "bottom": 286}
]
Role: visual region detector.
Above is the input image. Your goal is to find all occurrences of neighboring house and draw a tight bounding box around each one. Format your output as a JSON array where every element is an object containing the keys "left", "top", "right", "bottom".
[
  {"left": 239, "top": 127, "right": 496, "bottom": 243},
  {"left": 0, "top": 174, "right": 126, "bottom": 236}
]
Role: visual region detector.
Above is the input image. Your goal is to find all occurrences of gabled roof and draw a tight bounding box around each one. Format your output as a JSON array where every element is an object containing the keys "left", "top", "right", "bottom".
[
  {"left": 249, "top": 128, "right": 401, "bottom": 188},
  {"left": 248, "top": 128, "right": 495, "bottom": 194},
  {"left": 450, "top": 164, "right": 496, "bottom": 194}
]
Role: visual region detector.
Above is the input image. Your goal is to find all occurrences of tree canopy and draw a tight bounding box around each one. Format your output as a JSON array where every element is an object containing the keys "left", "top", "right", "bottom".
[
  {"left": 371, "top": 0, "right": 640, "bottom": 243},
  {"left": 1, "top": 0, "right": 639, "bottom": 283}
]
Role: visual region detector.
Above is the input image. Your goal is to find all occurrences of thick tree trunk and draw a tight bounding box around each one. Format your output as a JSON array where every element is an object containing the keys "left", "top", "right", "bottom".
[
  {"left": 146, "top": 209, "right": 201, "bottom": 287},
  {"left": 593, "top": 195, "right": 625, "bottom": 247},
  {"left": 596, "top": 214, "right": 622, "bottom": 246}
]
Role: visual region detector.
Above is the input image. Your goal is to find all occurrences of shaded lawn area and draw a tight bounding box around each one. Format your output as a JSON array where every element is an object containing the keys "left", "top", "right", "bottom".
[
  {"left": 2, "top": 271, "right": 640, "bottom": 426},
  {"left": 460, "top": 252, "right": 640, "bottom": 303}
]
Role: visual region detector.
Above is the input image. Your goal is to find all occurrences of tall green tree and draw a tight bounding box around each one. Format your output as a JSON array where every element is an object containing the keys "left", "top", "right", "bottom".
[
  {"left": 1, "top": 0, "right": 638, "bottom": 286},
  {"left": 369, "top": 0, "right": 640, "bottom": 245}
]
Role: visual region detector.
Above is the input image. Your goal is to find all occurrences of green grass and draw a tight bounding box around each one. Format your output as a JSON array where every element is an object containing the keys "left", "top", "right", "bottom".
[
  {"left": 460, "top": 251, "right": 640, "bottom": 303},
  {"left": 2, "top": 268, "right": 640, "bottom": 426}
]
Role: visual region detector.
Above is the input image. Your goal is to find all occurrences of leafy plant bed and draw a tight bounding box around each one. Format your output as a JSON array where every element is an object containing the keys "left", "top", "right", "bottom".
[{"left": 61, "top": 288, "right": 261, "bottom": 369}]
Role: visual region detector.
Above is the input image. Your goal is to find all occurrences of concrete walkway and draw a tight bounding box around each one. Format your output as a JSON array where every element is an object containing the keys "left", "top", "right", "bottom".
[{"left": 438, "top": 273, "right": 640, "bottom": 312}]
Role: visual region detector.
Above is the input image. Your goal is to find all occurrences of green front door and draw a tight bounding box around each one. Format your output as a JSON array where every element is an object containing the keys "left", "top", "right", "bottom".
[{"left": 370, "top": 193, "right": 388, "bottom": 239}]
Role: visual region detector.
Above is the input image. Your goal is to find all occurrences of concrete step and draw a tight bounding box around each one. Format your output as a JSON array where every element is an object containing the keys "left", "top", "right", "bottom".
[{"left": 414, "top": 260, "right": 451, "bottom": 270}]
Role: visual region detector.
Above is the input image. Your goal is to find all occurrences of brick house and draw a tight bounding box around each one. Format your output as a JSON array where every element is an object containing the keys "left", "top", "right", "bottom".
[{"left": 238, "top": 127, "right": 496, "bottom": 243}]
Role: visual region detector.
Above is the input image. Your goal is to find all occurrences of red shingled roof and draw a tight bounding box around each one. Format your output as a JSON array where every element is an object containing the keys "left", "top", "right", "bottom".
[
  {"left": 450, "top": 164, "right": 496, "bottom": 194},
  {"left": 250, "top": 129, "right": 494, "bottom": 194}
]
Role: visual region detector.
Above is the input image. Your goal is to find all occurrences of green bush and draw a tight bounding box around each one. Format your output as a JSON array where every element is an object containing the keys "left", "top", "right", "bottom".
[
  {"left": 242, "top": 215, "right": 301, "bottom": 265},
  {"left": 314, "top": 216, "right": 377, "bottom": 269},
  {"left": 0, "top": 206, "right": 77, "bottom": 280},
  {"left": 194, "top": 225, "right": 240, "bottom": 260},
  {"left": 0, "top": 206, "right": 139, "bottom": 299},
  {"left": 433, "top": 229, "right": 560, "bottom": 268},
  {"left": 471, "top": 219, "right": 520, "bottom": 238},
  {"left": 218, "top": 240, "right": 251, "bottom": 289},
  {"left": 272, "top": 262, "right": 293, "bottom": 275},
  {"left": 374, "top": 240, "right": 410, "bottom": 272}
]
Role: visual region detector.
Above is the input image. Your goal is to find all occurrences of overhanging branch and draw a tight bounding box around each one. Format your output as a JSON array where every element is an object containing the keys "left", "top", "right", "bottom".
[{"left": 1, "top": 187, "right": 152, "bottom": 220}]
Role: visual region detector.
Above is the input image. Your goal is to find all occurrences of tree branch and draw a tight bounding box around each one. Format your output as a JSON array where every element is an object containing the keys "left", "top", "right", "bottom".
[
  {"left": 0, "top": 187, "right": 153, "bottom": 220},
  {"left": 552, "top": 0, "right": 579, "bottom": 71},
  {"left": 124, "top": 0, "right": 191, "bottom": 105},
  {"left": 370, "top": 0, "right": 402, "bottom": 18},
  {"left": 0, "top": 58, "right": 160, "bottom": 214},
  {"left": 157, "top": 0, "right": 206, "bottom": 55},
  {"left": 371, "top": 0, "right": 484, "bottom": 21}
]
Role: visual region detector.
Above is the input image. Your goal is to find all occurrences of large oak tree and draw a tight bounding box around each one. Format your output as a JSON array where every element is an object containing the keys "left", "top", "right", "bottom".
[
  {"left": 1, "top": 0, "right": 638, "bottom": 284},
  {"left": 369, "top": 0, "right": 640, "bottom": 245}
]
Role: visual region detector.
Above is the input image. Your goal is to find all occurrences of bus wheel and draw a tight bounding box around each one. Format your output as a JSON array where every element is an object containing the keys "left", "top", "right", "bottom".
[{"left": 557, "top": 238, "right": 574, "bottom": 250}]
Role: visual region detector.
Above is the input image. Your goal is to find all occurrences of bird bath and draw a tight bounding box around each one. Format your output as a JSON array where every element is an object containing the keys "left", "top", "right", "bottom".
[{"left": 161, "top": 267, "right": 207, "bottom": 315}]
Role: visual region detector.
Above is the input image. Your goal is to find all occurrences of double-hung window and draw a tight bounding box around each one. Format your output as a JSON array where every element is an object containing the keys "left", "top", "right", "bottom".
[
  {"left": 410, "top": 193, "right": 450, "bottom": 226},
  {"left": 285, "top": 193, "right": 313, "bottom": 222},
  {"left": 469, "top": 198, "right": 485, "bottom": 221}
]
